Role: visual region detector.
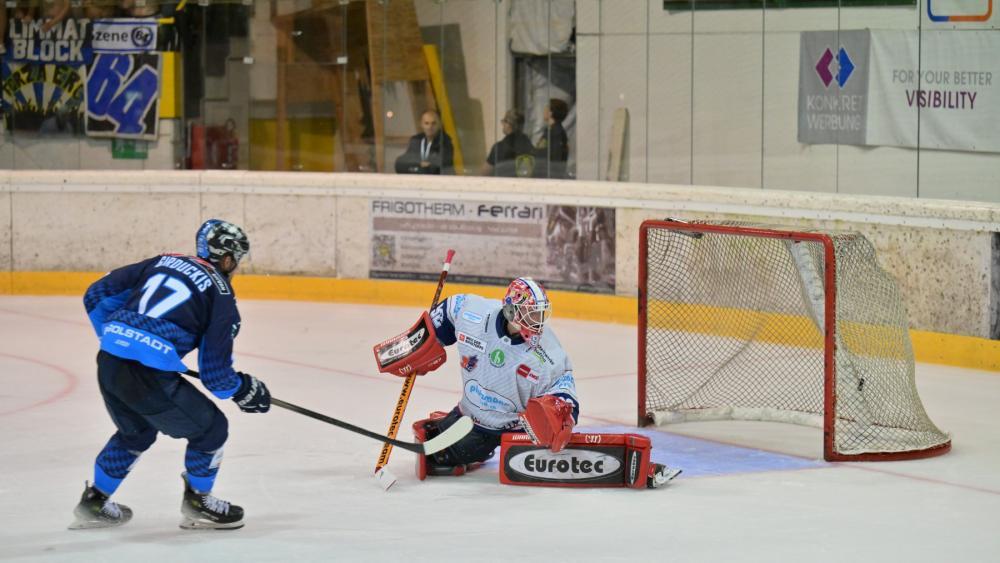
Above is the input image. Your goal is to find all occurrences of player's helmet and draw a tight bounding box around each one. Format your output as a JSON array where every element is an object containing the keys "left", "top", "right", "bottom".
[
  {"left": 196, "top": 219, "right": 250, "bottom": 267},
  {"left": 502, "top": 277, "right": 551, "bottom": 346}
]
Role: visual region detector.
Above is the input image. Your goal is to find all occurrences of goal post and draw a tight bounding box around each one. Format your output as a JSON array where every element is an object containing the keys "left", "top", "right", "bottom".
[{"left": 638, "top": 219, "right": 951, "bottom": 461}]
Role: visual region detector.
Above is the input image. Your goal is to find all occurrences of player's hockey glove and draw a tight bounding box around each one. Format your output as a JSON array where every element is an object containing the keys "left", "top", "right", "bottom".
[
  {"left": 232, "top": 372, "right": 271, "bottom": 413},
  {"left": 519, "top": 395, "right": 575, "bottom": 453}
]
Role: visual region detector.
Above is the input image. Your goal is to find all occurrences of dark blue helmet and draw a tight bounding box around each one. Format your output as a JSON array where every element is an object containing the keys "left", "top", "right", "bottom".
[{"left": 196, "top": 219, "right": 249, "bottom": 266}]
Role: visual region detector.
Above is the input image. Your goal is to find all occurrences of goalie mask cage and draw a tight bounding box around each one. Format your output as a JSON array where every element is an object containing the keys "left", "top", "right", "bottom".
[{"left": 638, "top": 220, "right": 951, "bottom": 461}]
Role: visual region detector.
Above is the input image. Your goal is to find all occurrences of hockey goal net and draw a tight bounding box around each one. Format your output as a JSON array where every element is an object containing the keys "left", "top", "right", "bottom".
[{"left": 638, "top": 219, "right": 951, "bottom": 461}]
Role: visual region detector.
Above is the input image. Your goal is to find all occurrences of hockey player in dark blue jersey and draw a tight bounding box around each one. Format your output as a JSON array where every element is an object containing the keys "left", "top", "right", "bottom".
[{"left": 69, "top": 220, "right": 271, "bottom": 531}]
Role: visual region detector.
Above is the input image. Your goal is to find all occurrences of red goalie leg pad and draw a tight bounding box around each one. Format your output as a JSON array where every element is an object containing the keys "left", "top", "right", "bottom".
[
  {"left": 623, "top": 434, "right": 654, "bottom": 489},
  {"left": 499, "top": 433, "right": 654, "bottom": 489},
  {"left": 412, "top": 411, "right": 450, "bottom": 481}
]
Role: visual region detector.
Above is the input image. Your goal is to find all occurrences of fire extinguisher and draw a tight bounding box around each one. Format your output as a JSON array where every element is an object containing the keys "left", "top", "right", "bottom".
[
  {"left": 187, "top": 122, "right": 206, "bottom": 169},
  {"left": 187, "top": 119, "right": 239, "bottom": 169},
  {"left": 209, "top": 119, "right": 239, "bottom": 169}
]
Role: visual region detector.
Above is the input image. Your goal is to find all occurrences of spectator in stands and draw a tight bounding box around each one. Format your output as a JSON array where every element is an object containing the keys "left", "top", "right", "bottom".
[
  {"left": 121, "top": 0, "right": 161, "bottom": 17},
  {"left": 41, "top": 0, "right": 70, "bottom": 33},
  {"left": 83, "top": 2, "right": 118, "bottom": 19},
  {"left": 482, "top": 109, "right": 535, "bottom": 178},
  {"left": 533, "top": 98, "right": 570, "bottom": 179},
  {"left": 1, "top": 2, "right": 69, "bottom": 42},
  {"left": 395, "top": 110, "right": 454, "bottom": 175}
]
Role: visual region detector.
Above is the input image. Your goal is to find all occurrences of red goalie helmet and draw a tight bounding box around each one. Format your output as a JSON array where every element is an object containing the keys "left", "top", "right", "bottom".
[{"left": 502, "top": 277, "right": 551, "bottom": 346}]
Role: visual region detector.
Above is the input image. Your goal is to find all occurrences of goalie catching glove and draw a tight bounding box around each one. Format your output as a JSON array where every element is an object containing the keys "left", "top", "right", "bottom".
[
  {"left": 373, "top": 311, "right": 447, "bottom": 377},
  {"left": 519, "top": 395, "right": 575, "bottom": 453}
]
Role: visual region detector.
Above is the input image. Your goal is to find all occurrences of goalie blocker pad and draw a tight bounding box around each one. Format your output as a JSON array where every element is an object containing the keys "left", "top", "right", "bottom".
[
  {"left": 499, "top": 433, "right": 653, "bottom": 489},
  {"left": 373, "top": 311, "right": 447, "bottom": 377}
]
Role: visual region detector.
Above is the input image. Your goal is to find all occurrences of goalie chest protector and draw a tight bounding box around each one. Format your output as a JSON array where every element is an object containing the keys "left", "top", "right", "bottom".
[{"left": 499, "top": 433, "right": 652, "bottom": 489}]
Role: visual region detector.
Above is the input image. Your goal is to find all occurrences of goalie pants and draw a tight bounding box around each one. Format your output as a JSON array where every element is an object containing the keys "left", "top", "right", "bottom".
[
  {"left": 430, "top": 408, "right": 504, "bottom": 466},
  {"left": 92, "top": 351, "right": 229, "bottom": 495}
]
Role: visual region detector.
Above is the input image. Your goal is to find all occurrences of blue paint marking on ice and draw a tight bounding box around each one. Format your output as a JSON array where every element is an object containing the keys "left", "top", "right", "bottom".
[
  {"left": 481, "top": 426, "right": 829, "bottom": 478},
  {"left": 579, "top": 425, "right": 829, "bottom": 477}
]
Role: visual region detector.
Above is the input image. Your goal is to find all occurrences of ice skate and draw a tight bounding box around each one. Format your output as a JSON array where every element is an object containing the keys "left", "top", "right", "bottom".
[
  {"left": 68, "top": 482, "right": 133, "bottom": 530},
  {"left": 647, "top": 463, "right": 682, "bottom": 489},
  {"left": 179, "top": 473, "right": 244, "bottom": 530}
]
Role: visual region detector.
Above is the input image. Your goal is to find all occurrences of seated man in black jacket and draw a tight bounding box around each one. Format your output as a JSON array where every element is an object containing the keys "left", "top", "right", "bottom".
[
  {"left": 395, "top": 110, "right": 454, "bottom": 175},
  {"left": 533, "top": 98, "right": 570, "bottom": 179},
  {"left": 483, "top": 109, "right": 535, "bottom": 177}
]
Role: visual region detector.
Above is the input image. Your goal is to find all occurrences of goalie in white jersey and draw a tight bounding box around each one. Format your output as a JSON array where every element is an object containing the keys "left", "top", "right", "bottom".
[
  {"left": 392, "top": 277, "right": 580, "bottom": 478},
  {"left": 435, "top": 278, "right": 578, "bottom": 433},
  {"left": 377, "top": 276, "right": 679, "bottom": 487}
]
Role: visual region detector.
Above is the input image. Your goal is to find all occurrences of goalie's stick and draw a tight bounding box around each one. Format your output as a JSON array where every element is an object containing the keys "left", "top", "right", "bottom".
[
  {"left": 182, "top": 370, "right": 472, "bottom": 455},
  {"left": 374, "top": 249, "right": 456, "bottom": 486}
]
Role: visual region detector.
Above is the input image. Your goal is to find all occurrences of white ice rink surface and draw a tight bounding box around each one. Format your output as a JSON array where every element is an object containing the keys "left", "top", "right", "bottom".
[{"left": 1, "top": 296, "right": 998, "bottom": 562}]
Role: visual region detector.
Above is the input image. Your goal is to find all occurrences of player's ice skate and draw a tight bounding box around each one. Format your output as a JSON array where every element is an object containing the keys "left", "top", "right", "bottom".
[
  {"left": 68, "top": 482, "right": 133, "bottom": 530},
  {"left": 647, "top": 464, "right": 682, "bottom": 489},
  {"left": 179, "top": 473, "right": 244, "bottom": 530}
]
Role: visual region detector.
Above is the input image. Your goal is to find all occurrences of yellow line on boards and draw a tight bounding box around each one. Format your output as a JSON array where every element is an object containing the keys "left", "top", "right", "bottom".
[
  {"left": 2, "top": 271, "right": 996, "bottom": 373},
  {"left": 910, "top": 330, "right": 1000, "bottom": 372}
]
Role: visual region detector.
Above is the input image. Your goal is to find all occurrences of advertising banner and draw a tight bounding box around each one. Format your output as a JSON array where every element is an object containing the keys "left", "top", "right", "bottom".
[
  {"left": 91, "top": 19, "right": 158, "bottom": 53},
  {"left": 797, "top": 30, "right": 870, "bottom": 146},
  {"left": 799, "top": 29, "right": 1000, "bottom": 154},
  {"left": 2, "top": 18, "right": 92, "bottom": 134},
  {"left": 924, "top": 0, "right": 994, "bottom": 25},
  {"left": 867, "top": 30, "right": 1000, "bottom": 153},
  {"left": 370, "top": 199, "right": 616, "bottom": 293},
  {"left": 85, "top": 53, "right": 161, "bottom": 139}
]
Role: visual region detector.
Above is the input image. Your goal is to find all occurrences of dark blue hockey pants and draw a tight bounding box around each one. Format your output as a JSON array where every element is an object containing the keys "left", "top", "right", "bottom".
[{"left": 92, "top": 351, "right": 229, "bottom": 495}]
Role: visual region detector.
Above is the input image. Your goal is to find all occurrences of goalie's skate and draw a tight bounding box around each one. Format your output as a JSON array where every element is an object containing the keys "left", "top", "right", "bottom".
[
  {"left": 647, "top": 463, "right": 682, "bottom": 489},
  {"left": 179, "top": 473, "right": 244, "bottom": 530},
  {"left": 68, "top": 482, "right": 133, "bottom": 530}
]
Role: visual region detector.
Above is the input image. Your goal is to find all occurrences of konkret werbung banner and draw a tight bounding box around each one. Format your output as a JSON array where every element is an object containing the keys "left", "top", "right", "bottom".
[
  {"left": 866, "top": 30, "right": 999, "bottom": 153},
  {"left": 799, "top": 29, "right": 1000, "bottom": 154},
  {"left": 370, "top": 199, "right": 616, "bottom": 293}
]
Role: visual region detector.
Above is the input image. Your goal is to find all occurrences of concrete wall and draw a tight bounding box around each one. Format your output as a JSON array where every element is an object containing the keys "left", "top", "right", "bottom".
[
  {"left": 0, "top": 120, "right": 181, "bottom": 171},
  {"left": 2, "top": 170, "right": 998, "bottom": 338}
]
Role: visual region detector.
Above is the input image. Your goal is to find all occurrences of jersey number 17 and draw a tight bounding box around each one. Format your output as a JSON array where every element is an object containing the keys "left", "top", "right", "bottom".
[{"left": 138, "top": 274, "right": 193, "bottom": 319}]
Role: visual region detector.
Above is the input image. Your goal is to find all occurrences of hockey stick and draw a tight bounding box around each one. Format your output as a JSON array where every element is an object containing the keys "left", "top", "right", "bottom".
[
  {"left": 374, "top": 249, "right": 456, "bottom": 488},
  {"left": 182, "top": 370, "right": 471, "bottom": 455}
]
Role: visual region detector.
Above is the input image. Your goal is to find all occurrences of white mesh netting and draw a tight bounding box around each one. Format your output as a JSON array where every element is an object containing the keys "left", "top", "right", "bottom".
[{"left": 642, "top": 221, "right": 950, "bottom": 459}]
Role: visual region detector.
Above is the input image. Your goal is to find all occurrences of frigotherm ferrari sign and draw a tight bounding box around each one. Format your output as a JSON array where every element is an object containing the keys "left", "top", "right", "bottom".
[{"left": 501, "top": 445, "right": 624, "bottom": 485}]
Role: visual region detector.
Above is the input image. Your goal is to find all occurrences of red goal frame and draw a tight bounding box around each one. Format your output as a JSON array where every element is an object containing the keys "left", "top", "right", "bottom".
[{"left": 637, "top": 219, "right": 951, "bottom": 461}]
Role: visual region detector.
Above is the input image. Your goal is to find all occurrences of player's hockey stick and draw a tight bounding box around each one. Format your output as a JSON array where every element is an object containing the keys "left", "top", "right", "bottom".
[
  {"left": 374, "top": 249, "right": 456, "bottom": 485},
  {"left": 182, "top": 370, "right": 471, "bottom": 455}
]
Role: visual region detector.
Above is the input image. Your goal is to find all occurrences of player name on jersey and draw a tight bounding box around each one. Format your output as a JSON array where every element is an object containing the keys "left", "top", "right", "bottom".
[{"left": 156, "top": 255, "right": 228, "bottom": 294}]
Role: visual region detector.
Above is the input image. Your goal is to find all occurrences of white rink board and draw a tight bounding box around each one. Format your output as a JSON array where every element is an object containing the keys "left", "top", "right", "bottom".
[{"left": 2, "top": 169, "right": 999, "bottom": 337}]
